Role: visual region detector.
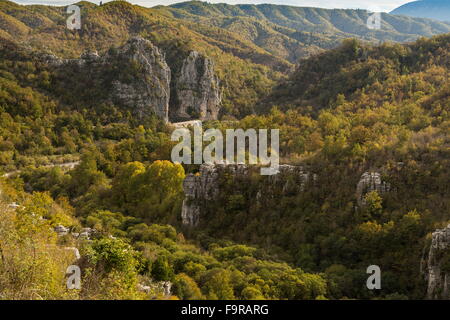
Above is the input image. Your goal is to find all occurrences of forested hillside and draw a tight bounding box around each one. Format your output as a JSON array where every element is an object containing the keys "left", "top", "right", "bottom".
[
  {"left": 186, "top": 34, "right": 449, "bottom": 299},
  {"left": 0, "top": 0, "right": 286, "bottom": 118},
  {"left": 264, "top": 34, "right": 450, "bottom": 115},
  {"left": 0, "top": 0, "right": 449, "bottom": 300},
  {"left": 163, "top": 1, "right": 450, "bottom": 62}
]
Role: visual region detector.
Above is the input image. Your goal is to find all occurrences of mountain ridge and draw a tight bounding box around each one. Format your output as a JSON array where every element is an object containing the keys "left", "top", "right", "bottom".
[
  {"left": 391, "top": 0, "right": 450, "bottom": 22},
  {"left": 158, "top": 1, "right": 450, "bottom": 62}
]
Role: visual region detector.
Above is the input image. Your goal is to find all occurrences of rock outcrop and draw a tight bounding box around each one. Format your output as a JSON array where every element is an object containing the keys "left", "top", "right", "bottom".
[
  {"left": 423, "top": 224, "right": 450, "bottom": 299},
  {"left": 55, "top": 225, "right": 69, "bottom": 236},
  {"left": 110, "top": 37, "right": 171, "bottom": 121},
  {"left": 138, "top": 280, "right": 172, "bottom": 297},
  {"left": 44, "top": 37, "right": 172, "bottom": 122},
  {"left": 356, "top": 171, "right": 390, "bottom": 206},
  {"left": 182, "top": 166, "right": 396, "bottom": 227},
  {"left": 181, "top": 164, "right": 223, "bottom": 226},
  {"left": 172, "top": 51, "right": 221, "bottom": 121},
  {"left": 181, "top": 164, "right": 313, "bottom": 226},
  {"left": 44, "top": 41, "right": 223, "bottom": 122},
  {"left": 55, "top": 225, "right": 97, "bottom": 240}
]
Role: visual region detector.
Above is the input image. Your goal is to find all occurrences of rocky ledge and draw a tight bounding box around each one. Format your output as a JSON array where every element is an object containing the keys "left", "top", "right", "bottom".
[
  {"left": 172, "top": 51, "right": 222, "bottom": 121},
  {"left": 181, "top": 164, "right": 314, "bottom": 226},
  {"left": 43, "top": 39, "right": 222, "bottom": 122},
  {"left": 423, "top": 224, "right": 450, "bottom": 299},
  {"left": 182, "top": 165, "right": 393, "bottom": 226}
]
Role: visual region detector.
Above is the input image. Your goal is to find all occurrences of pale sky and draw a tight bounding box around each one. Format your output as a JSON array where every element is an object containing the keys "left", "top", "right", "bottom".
[{"left": 12, "top": 0, "right": 413, "bottom": 12}]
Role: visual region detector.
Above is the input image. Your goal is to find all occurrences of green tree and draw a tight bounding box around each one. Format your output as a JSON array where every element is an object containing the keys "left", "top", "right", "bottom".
[
  {"left": 152, "top": 255, "right": 174, "bottom": 281},
  {"left": 173, "top": 273, "right": 203, "bottom": 300}
]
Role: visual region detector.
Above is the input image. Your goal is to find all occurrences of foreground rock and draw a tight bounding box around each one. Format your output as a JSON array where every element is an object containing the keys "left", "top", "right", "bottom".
[{"left": 54, "top": 225, "right": 97, "bottom": 240}]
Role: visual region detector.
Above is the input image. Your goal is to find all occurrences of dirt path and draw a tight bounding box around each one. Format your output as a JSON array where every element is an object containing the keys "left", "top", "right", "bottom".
[{"left": 1, "top": 161, "right": 80, "bottom": 178}]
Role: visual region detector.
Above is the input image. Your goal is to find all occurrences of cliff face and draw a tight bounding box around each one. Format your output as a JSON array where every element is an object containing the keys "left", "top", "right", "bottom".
[
  {"left": 181, "top": 164, "right": 314, "bottom": 226},
  {"left": 182, "top": 164, "right": 237, "bottom": 226},
  {"left": 45, "top": 37, "right": 171, "bottom": 121},
  {"left": 423, "top": 225, "right": 450, "bottom": 299},
  {"left": 110, "top": 37, "right": 171, "bottom": 121},
  {"left": 172, "top": 51, "right": 222, "bottom": 121},
  {"left": 181, "top": 166, "right": 393, "bottom": 227},
  {"left": 356, "top": 171, "right": 390, "bottom": 206},
  {"left": 44, "top": 39, "right": 222, "bottom": 122}
]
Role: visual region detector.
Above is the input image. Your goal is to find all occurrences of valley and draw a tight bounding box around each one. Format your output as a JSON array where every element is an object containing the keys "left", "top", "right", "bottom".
[{"left": 0, "top": 0, "right": 449, "bottom": 300}]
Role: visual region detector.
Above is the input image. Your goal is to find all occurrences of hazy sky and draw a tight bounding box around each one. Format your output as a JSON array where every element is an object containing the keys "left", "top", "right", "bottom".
[{"left": 12, "top": 0, "right": 413, "bottom": 12}]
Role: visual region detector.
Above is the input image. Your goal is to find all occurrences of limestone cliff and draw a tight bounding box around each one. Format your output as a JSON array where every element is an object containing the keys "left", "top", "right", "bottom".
[
  {"left": 182, "top": 166, "right": 395, "bottom": 227},
  {"left": 181, "top": 164, "right": 313, "bottom": 226},
  {"left": 45, "top": 41, "right": 222, "bottom": 122},
  {"left": 110, "top": 37, "right": 171, "bottom": 121},
  {"left": 172, "top": 51, "right": 222, "bottom": 121},
  {"left": 423, "top": 225, "right": 450, "bottom": 299},
  {"left": 45, "top": 37, "right": 172, "bottom": 122},
  {"left": 356, "top": 171, "right": 390, "bottom": 206}
]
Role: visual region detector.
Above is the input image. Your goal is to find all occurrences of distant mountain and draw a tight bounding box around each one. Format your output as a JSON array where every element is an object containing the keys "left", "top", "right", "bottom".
[
  {"left": 161, "top": 1, "right": 450, "bottom": 62},
  {"left": 391, "top": 0, "right": 450, "bottom": 22}
]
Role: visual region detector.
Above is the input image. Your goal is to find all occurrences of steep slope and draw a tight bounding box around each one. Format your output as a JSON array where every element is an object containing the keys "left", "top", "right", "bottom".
[
  {"left": 0, "top": 178, "right": 328, "bottom": 300},
  {"left": 2, "top": 0, "right": 449, "bottom": 117},
  {"left": 391, "top": 0, "right": 450, "bottom": 22},
  {"left": 262, "top": 34, "right": 450, "bottom": 114},
  {"left": 175, "top": 34, "right": 450, "bottom": 299}
]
